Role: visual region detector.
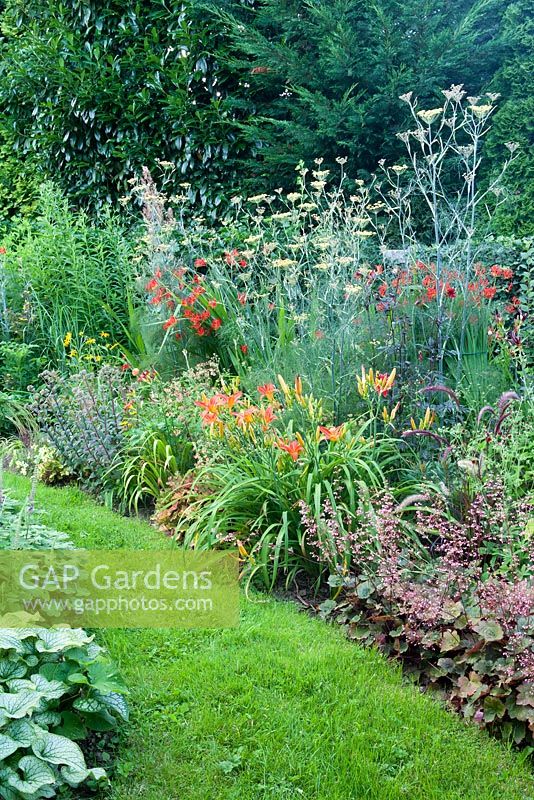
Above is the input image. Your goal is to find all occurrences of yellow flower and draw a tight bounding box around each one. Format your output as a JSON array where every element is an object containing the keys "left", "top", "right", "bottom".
[
  {"left": 63, "top": 331, "right": 72, "bottom": 348},
  {"left": 382, "top": 402, "right": 400, "bottom": 424},
  {"left": 469, "top": 104, "right": 492, "bottom": 119},
  {"left": 100, "top": 331, "right": 110, "bottom": 338},
  {"left": 410, "top": 407, "right": 436, "bottom": 430},
  {"left": 417, "top": 108, "right": 443, "bottom": 124},
  {"left": 68, "top": 349, "right": 78, "bottom": 358}
]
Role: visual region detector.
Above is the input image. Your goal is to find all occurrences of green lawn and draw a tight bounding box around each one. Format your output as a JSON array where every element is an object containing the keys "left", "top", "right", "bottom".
[{"left": 5, "top": 473, "right": 534, "bottom": 800}]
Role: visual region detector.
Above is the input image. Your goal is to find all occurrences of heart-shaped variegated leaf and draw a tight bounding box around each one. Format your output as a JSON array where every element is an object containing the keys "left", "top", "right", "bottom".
[
  {"left": 7, "top": 755, "right": 56, "bottom": 795},
  {"left": 30, "top": 675, "right": 67, "bottom": 700},
  {"left": 34, "top": 629, "right": 93, "bottom": 654},
  {"left": 0, "top": 733, "right": 21, "bottom": 760},
  {"left": 5, "top": 720, "right": 36, "bottom": 748},
  {"left": 31, "top": 731, "right": 86, "bottom": 770},
  {"left": 0, "top": 691, "right": 42, "bottom": 719},
  {"left": 97, "top": 691, "right": 129, "bottom": 721},
  {"left": 0, "top": 660, "right": 27, "bottom": 681}
]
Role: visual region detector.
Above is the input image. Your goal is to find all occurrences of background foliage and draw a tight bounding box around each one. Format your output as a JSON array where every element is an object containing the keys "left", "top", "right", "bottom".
[
  {"left": 0, "top": 0, "right": 249, "bottom": 215},
  {"left": 0, "top": 0, "right": 532, "bottom": 230}
]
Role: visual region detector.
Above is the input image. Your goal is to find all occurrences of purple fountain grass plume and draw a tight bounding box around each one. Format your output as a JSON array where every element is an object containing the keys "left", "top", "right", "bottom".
[
  {"left": 401, "top": 429, "right": 449, "bottom": 445},
  {"left": 477, "top": 405, "right": 494, "bottom": 424},
  {"left": 422, "top": 385, "right": 460, "bottom": 406},
  {"left": 494, "top": 411, "right": 513, "bottom": 435},
  {"left": 497, "top": 391, "right": 520, "bottom": 415}
]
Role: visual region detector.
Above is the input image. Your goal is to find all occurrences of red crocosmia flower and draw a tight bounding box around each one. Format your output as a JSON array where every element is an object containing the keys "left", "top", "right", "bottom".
[
  {"left": 505, "top": 296, "right": 521, "bottom": 313},
  {"left": 238, "top": 259, "right": 247, "bottom": 268},
  {"left": 167, "top": 300, "right": 176, "bottom": 310},
  {"left": 501, "top": 268, "right": 513, "bottom": 280},
  {"left": 268, "top": 302, "right": 276, "bottom": 311},
  {"left": 175, "top": 332, "right": 182, "bottom": 340},
  {"left": 376, "top": 302, "right": 386, "bottom": 312},
  {"left": 422, "top": 275, "right": 434, "bottom": 288},
  {"left": 238, "top": 292, "right": 247, "bottom": 306},
  {"left": 240, "top": 344, "right": 248, "bottom": 354},
  {"left": 194, "top": 258, "right": 207, "bottom": 268},
  {"left": 490, "top": 265, "right": 502, "bottom": 278},
  {"left": 378, "top": 283, "right": 388, "bottom": 298},
  {"left": 276, "top": 438, "right": 304, "bottom": 462},
  {"left": 150, "top": 289, "right": 164, "bottom": 305},
  {"left": 318, "top": 425, "right": 345, "bottom": 442},
  {"left": 445, "top": 284, "right": 456, "bottom": 299},
  {"left": 483, "top": 286, "right": 497, "bottom": 300},
  {"left": 162, "top": 315, "right": 177, "bottom": 330},
  {"left": 225, "top": 249, "right": 239, "bottom": 265},
  {"left": 121, "top": 363, "right": 130, "bottom": 372},
  {"left": 211, "top": 318, "right": 222, "bottom": 331},
  {"left": 426, "top": 287, "right": 437, "bottom": 301},
  {"left": 145, "top": 278, "right": 158, "bottom": 292},
  {"left": 0, "top": 247, "right": 6, "bottom": 255},
  {"left": 154, "top": 268, "right": 162, "bottom": 279},
  {"left": 196, "top": 327, "right": 207, "bottom": 336},
  {"left": 208, "top": 299, "right": 217, "bottom": 308},
  {"left": 314, "top": 330, "right": 325, "bottom": 339},
  {"left": 257, "top": 383, "right": 278, "bottom": 402}
]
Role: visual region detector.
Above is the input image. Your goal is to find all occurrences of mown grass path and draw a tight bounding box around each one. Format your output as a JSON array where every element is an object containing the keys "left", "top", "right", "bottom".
[{"left": 5, "top": 474, "right": 534, "bottom": 800}]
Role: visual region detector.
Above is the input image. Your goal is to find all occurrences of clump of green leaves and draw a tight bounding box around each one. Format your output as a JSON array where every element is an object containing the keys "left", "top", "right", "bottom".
[
  {"left": 0, "top": 627, "right": 128, "bottom": 799},
  {"left": 0, "top": 490, "right": 129, "bottom": 797},
  {"left": 0, "top": 495, "right": 74, "bottom": 551},
  {"left": 0, "top": 0, "right": 247, "bottom": 213},
  {"left": 30, "top": 367, "right": 128, "bottom": 491},
  {"left": 2, "top": 184, "right": 135, "bottom": 367}
]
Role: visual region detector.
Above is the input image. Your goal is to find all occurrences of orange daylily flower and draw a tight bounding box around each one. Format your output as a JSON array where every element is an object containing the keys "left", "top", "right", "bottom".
[
  {"left": 357, "top": 366, "right": 396, "bottom": 398},
  {"left": 260, "top": 406, "right": 277, "bottom": 427},
  {"left": 318, "top": 424, "right": 346, "bottom": 442},
  {"left": 233, "top": 406, "right": 258, "bottom": 428},
  {"left": 195, "top": 394, "right": 225, "bottom": 415},
  {"left": 200, "top": 410, "right": 222, "bottom": 429},
  {"left": 257, "top": 383, "right": 278, "bottom": 402},
  {"left": 276, "top": 438, "right": 304, "bottom": 461},
  {"left": 214, "top": 391, "right": 243, "bottom": 409}
]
